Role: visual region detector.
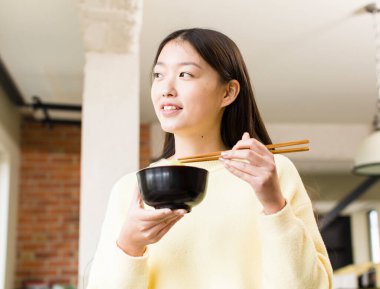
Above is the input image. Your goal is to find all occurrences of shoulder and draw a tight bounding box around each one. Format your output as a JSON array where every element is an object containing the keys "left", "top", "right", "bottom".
[
  {"left": 108, "top": 171, "right": 138, "bottom": 205},
  {"left": 274, "top": 154, "right": 298, "bottom": 176},
  {"left": 113, "top": 171, "right": 138, "bottom": 190},
  {"left": 148, "top": 158, "right": 179, "bottom": 167},
  {"left": 274, "top": 154, "right": 310, "bottom": 203},
  {"left": 273, "top": 154, "right": 305, "bottom": 192}
]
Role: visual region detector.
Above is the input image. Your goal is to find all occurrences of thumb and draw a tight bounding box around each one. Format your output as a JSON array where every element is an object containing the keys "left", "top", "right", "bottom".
[
  {"left": 132, "top": 184, "right": 144, "bottom": 208},
  {"left": 232, "top": 132, "right": 251, "bottom": 150},
  {"left": 242, "top": 132, "right": 250, "bottom": 140}
]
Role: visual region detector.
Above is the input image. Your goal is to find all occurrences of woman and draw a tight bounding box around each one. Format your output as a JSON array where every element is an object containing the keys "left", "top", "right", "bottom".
[{"left": 86, "top": 28, "right": 333, "bottom": 289}]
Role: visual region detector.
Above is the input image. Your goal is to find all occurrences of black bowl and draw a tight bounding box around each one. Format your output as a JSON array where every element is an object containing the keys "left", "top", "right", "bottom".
[{"left": 136, "top": 165, "right": 208, "bottom": 212}]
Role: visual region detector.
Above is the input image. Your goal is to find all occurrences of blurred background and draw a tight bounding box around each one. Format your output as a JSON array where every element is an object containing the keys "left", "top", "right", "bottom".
[{"left": 1, "top": 0, "right": 380, "bottom": 288}]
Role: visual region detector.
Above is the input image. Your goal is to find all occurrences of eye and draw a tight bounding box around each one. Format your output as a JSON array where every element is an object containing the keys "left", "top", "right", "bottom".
[
  {"left": 179, "top": 72, "right": 192, "bottom": 78},
  {"left": 153, "top": 72, "right": 162, "bottom": 79}
]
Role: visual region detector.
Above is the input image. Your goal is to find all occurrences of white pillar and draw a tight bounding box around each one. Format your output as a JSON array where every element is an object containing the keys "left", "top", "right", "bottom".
[
  {"left": 78, "top": 1, "right": 142, "bottom": 287},
  {"left": 0, "top": 131, "right": 20, "bottom": 289},
  {"left": 0, "top": 88, "right": 20, "bottom": 289}
]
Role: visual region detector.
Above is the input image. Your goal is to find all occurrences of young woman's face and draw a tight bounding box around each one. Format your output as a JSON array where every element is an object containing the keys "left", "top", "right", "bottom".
[{"left": 151, "top": 40, "right": 228, "bottom": 136}]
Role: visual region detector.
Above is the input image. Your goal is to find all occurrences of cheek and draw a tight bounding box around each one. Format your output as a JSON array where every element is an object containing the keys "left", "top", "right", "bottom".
[
  {"left": 150, "top": 85, "right": 160, "bottom": 109},
  {"left": 194, "top": 86, "right": 224, "bottom": 111},
  {"left": 185, "top": 98, "right": 220, "bottom": 120}
]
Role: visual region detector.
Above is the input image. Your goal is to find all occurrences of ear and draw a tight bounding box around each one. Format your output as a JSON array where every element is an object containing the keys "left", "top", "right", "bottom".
[{"left": 221, "top": 80, "right": 240, "bottom": 108}]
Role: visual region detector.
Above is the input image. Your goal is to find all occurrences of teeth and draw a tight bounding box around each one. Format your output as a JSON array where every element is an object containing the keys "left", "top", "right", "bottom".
[{"left": 163, "top": 105, "right": 180, "bottom": 111}]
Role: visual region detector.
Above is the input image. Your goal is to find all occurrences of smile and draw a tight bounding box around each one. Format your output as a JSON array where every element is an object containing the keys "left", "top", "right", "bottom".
[
  {"left": 160, "top": 103, "right": 183, "bottom": 117},
  {"left": 163, "top": 105, "right": 182, "bottom": 111}
]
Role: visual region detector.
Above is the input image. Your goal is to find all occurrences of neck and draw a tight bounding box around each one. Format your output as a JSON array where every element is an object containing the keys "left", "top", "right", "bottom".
[{"left": 170, "top": 130, "right": 227, "bottom": 160}]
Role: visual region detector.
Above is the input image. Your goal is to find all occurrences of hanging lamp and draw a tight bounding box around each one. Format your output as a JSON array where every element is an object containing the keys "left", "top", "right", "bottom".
[{"left": 353, "top": 3, "right": 380, "bottom": 176}]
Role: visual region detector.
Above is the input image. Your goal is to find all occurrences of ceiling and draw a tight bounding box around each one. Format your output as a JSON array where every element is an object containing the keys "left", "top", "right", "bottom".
[
  {"left": 0, "top": 0, "right": 379, "bottom": 125},
  {"left": 140, "top": 0, "right": 379, "bottom": 125},
  {"left": 0, "top": 0, "right": 84, "bottom": 106}
]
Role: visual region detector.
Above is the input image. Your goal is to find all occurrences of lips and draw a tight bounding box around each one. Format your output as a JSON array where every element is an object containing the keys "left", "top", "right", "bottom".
[
  {"left": 159, "top": 102, "right": 183, "bottom": 117},
  {"left": 160, "top": 103, "right": 183, "bottom": 111}
]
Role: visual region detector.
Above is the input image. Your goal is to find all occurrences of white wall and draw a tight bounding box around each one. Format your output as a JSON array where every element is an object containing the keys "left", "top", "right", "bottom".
[{"left": 0, "top": 88, "right": 20, "bottom": 289}]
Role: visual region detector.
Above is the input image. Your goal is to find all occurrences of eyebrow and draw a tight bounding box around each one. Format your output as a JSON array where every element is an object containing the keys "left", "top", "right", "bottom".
[{"left": 155, "top": 61, "right": 202, "bottom": 69}]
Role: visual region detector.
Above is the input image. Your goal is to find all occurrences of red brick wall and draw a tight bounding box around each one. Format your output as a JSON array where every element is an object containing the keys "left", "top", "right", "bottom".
[
  {"left": 16, "top": 119, "right": 150, "bottom": 289},
  {"left": 16, "top": 120, "right": 81, "bottom": 289}
]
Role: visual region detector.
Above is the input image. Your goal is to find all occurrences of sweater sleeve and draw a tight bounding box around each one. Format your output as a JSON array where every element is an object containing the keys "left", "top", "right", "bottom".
[
  {"left": 86, "top": 174, "right": 149, "bottom": 289},
  {"left": 258, "top": 155, "right": 333, "bottom": 289}
]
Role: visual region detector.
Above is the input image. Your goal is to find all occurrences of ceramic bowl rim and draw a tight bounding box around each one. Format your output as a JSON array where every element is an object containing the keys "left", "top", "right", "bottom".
[{"left": 137, "top": 165, "right": 209, "bottom": 175}]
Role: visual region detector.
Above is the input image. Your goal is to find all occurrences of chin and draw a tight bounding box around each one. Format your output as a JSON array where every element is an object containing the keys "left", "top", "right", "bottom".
[
  {"left": 160, "top": 122, "right": 188, "bottom": 135},
  {"left": 160, "top": 124, "right": 176, "bottom": 134}
]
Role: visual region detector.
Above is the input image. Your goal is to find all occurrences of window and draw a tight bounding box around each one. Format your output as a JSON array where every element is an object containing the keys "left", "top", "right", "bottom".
[{"left": 368, "top": 209, "right": 380, "bottom": 263}]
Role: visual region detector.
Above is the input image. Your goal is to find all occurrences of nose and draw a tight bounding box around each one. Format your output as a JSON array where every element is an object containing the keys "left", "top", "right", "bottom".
[
  {"left": 162, "top": 87, "right": 177, "bottom": 97},
  {"left": 162, "top": 89, "right": 177, "bottom": 97},
  {"left": 161, "top": 77, "right": 177, "bottom": 98}
]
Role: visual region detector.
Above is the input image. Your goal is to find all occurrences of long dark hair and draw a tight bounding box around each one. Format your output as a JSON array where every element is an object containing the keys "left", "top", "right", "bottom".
[{"left": 152, "top": 28, "right": 272, "bottom": 159}]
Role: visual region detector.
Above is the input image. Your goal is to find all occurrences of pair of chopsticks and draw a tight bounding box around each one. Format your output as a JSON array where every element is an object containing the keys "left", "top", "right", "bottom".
[{"left": 177, "top": 139, "right": 310, "bottom": 163}]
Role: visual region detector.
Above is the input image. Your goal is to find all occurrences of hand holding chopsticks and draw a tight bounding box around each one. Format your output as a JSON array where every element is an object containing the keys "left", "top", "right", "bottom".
[
  {"left": 178, "top": 139, "right": 309, "bottom": 164},
  {"left": 221, "top": 132, "right": 287, "bottom": 214},
  {"left": 179, "top": 133, "right": 308, "bottom": 214}
]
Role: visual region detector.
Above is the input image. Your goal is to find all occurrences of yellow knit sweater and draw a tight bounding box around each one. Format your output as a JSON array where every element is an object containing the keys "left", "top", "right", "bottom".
[{"left": 86, "top": 154, "right": 333, "bottom": 289}]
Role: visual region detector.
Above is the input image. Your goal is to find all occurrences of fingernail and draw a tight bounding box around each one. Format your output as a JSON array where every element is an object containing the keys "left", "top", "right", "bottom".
[
  {"left": 175, "top": 209, "right": 187, "bottom": 215},
  {"left": 219, "top": 158, "right": 230, "bottom": 165},
  {"left": 221, "top": 151, "right": 229, "bottom": 157},
  {"left": 161, "top": 208, "right": 171, "bottom": 214}
]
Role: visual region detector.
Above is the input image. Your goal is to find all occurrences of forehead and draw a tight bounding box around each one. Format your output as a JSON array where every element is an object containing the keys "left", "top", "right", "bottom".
[{"left": 157, "top": 40, "right": 203, "bottom": 64}]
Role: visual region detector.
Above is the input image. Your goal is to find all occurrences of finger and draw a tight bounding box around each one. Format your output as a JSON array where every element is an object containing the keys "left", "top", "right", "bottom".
[
  {"left": 221, "top": 149, "right": 267, "bottom": 167},
  {"left": 143, "top": 213, "right": 182, "bottom": 231},
  {"left": 130, "top": 184, "right": 144, "bottom": 208},
  {"left": 233, "top": 138, "right": 269, "bottom": 155},
  {"left": 142, "top": 215, "right": 183, "bottom": 243},
  {"left": 232, "top": 133, "right": 252, "bottom": 150},
  {"left": 223, "top": 159, "right": 262, "bottom": 185},
  {"left": 137, "top": 207, "right": 174, "bottom": 221},
  {"left": 222, "top": 158, "right": 262, "bottom": 177},
  {"left": 173, "top": 209, "right": 189, "bottom": 215},
  {"left": 231, "top": 132, "right": 250, "bottom": 151},
  {"left": 242, "top": 132, "right": 250, "bottom": 141},
  {"left": 225, "top": 157, "right": 276, "bottom": 176},
  {"left": 152, "top": 215, "right": 184, "bottom": 242}
]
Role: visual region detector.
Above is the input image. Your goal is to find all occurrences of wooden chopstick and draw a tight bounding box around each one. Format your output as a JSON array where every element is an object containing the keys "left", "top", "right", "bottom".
[
  {"left": 265, "top": 139, "right": 309, "bottom": 149},
  {"left": 177, "top": 139, "right": 309, "bottom": 163}
]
